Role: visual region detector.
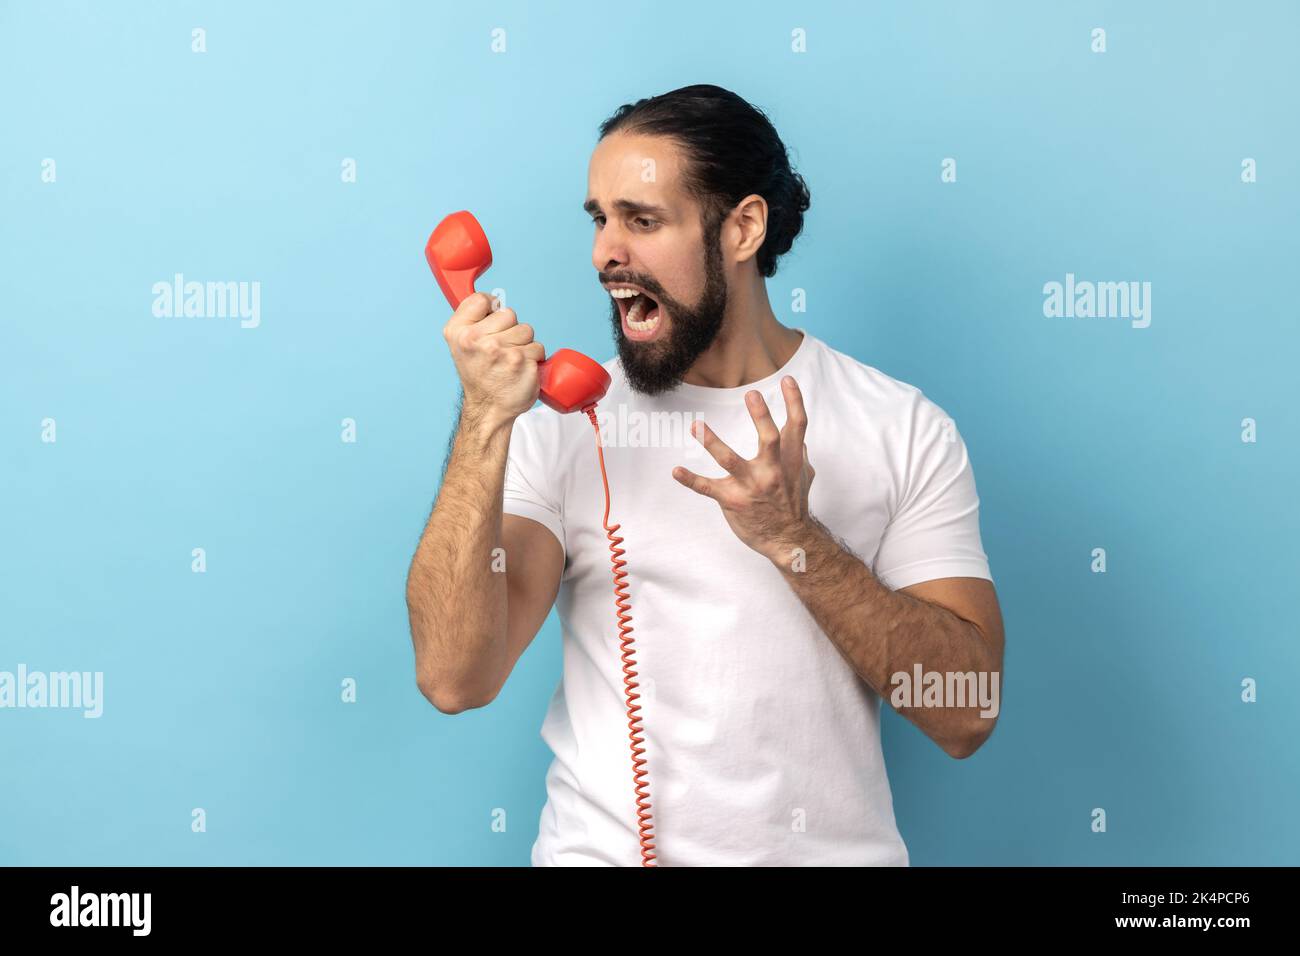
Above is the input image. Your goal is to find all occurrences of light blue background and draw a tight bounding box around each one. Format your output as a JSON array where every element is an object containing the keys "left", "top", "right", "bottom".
[{"left": 2, "top": 0, "right": 1296, "bottom": 865}]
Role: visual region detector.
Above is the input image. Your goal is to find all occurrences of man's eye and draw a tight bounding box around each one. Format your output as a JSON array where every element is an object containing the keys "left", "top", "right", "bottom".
[{"left": 590, "top": 215, "right": 657, "bottom": 229}]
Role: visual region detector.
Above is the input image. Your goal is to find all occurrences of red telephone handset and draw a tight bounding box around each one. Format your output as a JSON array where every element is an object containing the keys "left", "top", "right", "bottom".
[{"left": 425, "top": 211, "right": 611, "bottom": 414}]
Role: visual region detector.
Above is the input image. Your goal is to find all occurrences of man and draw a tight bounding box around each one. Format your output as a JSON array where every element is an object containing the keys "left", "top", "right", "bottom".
[{"left": 406, "top": 84, "right": 1005, "bottom": 866}]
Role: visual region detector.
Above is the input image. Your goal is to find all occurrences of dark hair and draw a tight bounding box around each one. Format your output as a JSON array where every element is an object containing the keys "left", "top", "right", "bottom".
[{"left": 597, "top": 84, "right": 810, "bottom": 278}]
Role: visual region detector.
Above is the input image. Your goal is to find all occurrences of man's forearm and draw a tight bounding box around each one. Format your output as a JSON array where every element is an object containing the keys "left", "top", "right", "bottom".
[
  {"left": 406, "top": 400, "right": 514, "bottom": 709},
  {"left": 767, "top": 517, "right": 998, "bottom": 756}
]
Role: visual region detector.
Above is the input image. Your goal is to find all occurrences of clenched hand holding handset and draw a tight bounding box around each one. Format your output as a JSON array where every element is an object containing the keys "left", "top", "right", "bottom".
[{"left": 426, "top": 210, "right": 611, "bottom": 415}]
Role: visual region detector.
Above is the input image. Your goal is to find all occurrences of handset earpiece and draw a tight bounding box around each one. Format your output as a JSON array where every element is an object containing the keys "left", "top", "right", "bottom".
[
  {"left": 425, "top": 210, "right": 610, "bottom": 414},
  {"left": 425, "top": 210, "right": 493, "bottom": 309}
]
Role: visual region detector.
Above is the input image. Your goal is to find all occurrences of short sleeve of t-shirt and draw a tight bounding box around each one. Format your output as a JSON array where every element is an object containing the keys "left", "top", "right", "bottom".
[
  {"left": 871, "top": 394, "right": 992, "bottom": 591},
  {"left": 501, "top": 408, "right": 567, "bottom": 558}
]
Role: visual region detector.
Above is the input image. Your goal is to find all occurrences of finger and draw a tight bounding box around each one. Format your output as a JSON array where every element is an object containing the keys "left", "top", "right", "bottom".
[
  {"left": 692, "top": 420, "right": 749, "bottom": 479},
  {"left": 445, "top": 306, "right": 518, "bottom": 351},
  {"left": 745, "top": 390, "right": 781, "bottom": 461},
  {"left": 442, "top": 291, "right": 496, "bottom": 340},
  {"left": 495, "top": 322, "right": 535, "bottom": 346},
  {"left": 779, "top": 376, "right": 809, "bottom": 473},
  {"left": 672, "top": 466, "right": 721, "bottom": 500},
  {"left": 473, "top": 308, "right": 520, "bottom": 336},
  {"left": 518, "top": 340, "right": 546, "bottom": 363}
]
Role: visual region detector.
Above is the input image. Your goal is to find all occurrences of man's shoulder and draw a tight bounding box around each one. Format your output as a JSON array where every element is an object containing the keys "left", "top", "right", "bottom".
[
  {"left": 807, "top": 332, "right": 938, "bottom": 417},
  {"left": 509, "top": 380, "right": 606, "bottom": 456}
]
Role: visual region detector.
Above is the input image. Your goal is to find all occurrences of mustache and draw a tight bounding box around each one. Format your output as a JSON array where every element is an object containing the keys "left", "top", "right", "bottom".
[{"left": 601, "top": 274, "right": 665, "bottom": 297}]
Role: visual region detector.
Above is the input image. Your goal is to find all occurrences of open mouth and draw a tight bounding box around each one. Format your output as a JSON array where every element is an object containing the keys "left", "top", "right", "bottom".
[{"left": 610, "top": 288, "right": 662, "bottom": 337}]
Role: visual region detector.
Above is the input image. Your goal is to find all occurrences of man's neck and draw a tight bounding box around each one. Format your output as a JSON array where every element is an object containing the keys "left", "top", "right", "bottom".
[{"left": 681, "top": 294, "right": 804, "bottom": 390}]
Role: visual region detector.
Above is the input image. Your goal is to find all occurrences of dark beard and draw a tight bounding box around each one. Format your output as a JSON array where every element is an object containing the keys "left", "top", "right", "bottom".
[{"left": 607, "top": 220, "right": 728, "bottom": 396}]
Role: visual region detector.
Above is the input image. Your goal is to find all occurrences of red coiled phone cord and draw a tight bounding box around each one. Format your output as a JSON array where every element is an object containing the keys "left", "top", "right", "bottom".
[{"left": 583, "top": 405, "right": 658, "bottom": 867}]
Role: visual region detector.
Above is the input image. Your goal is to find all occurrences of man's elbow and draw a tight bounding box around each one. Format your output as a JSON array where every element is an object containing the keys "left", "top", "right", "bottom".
[
  {"left": 416, "top": 671, "right": 493, "bottom": 715},
  {"left": 942, "top": 716, "right": 998, "bottom": 760}
]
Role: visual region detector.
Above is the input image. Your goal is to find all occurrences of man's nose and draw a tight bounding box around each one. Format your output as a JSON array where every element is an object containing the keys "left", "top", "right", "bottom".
[{"left": 592, "top": 221, "right": 630, "bottom": 274}]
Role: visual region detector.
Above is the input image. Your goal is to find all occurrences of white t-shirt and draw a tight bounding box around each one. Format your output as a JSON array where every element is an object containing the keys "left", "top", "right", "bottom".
[{"left": 502, "top": 328, "right": 993, "bottom": 866}]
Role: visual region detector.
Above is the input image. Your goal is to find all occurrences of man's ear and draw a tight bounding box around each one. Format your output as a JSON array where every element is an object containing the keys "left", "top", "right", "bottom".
[{"left": 729, "top": 194, "right": 768, "bottom": 266}]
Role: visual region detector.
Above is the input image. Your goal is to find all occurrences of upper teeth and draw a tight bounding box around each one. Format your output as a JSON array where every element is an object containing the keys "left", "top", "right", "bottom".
[{"left": 609, "top": 288, "right": 641, "bottom": 299}]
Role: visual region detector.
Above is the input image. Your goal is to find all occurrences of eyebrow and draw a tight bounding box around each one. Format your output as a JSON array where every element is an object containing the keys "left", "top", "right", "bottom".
[{"left": 583, "top": 198, "right": 671, "bottom": 218}]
